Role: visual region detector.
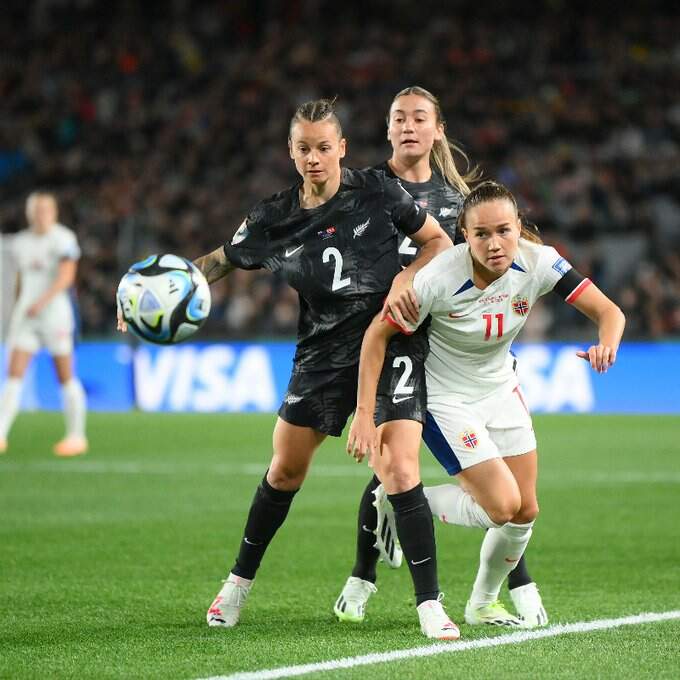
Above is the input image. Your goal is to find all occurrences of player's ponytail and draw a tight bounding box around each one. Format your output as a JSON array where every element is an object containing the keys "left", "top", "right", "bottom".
[
  {"left": 289, "top": 97, "right": 343, "bottom": 139},
  {"left": 389, "top": 86, "right": 481, "bottom": 196},
  {"left": 457, "top": 181, "right": 543, "bottom": 244}
]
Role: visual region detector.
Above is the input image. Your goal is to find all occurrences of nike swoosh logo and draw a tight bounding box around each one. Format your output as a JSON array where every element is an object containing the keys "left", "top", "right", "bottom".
[
  {"left": 504, "top": 557, "right": 520, "bottom": 563},
  {"left": 411, "top": 557, "right": 431, "bottom": 566},
  {"left": 285, "top": 245, "right": 304, "bottom": 257},
  {"left": 244, "top": 537, "right": 262, "bottom": 546},
  {"left": 448, "top": 312, "right": 464, "bottom": 318},
  {"left": 392, "top": 395, "right": 414, "bottom": 404},
  {"left": 361, "top": 524, "right": 374, "bottom": 534}
]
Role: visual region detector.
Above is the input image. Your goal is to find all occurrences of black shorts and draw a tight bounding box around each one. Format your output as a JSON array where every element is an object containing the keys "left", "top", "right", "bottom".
[{"left": 278, "top": 328, "right": 428, "bottom": 437}]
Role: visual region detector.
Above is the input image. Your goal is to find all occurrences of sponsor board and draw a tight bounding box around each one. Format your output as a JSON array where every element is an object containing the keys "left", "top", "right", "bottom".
[{"left": 2, "top": 342, "right": 678, "bottom": 414}]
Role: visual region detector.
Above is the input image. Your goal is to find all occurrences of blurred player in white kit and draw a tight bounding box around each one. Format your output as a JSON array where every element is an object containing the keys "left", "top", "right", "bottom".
[{"left": 0, "top": 191, "right": 87, "bottom": 456}]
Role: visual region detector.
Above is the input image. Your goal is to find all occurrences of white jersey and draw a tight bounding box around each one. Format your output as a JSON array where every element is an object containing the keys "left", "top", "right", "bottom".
[
  {"left": 403, "top": 240, "right": 590, "bottom": 400},
  {"left": 11, "top": 223, "right": 81, "bottom": 319}
]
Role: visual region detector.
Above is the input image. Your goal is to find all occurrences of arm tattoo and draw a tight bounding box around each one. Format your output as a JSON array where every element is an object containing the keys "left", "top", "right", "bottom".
[{"left": 194, "top": 247, "right": 235, "bottom": 284}]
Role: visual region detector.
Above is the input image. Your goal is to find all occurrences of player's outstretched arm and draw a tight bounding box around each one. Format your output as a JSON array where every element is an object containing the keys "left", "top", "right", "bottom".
[
  {"left": 382, "top": 214, "right": 451, "bottom": 327},
  {"left": 347, "top": 317, "right": 400, "bottom": 464},
  {"left": 193, "top": 246, "right": 235, "bottom": 285},
  {"left": 571, "top": 284, "right": 626, "bottom": 373}
]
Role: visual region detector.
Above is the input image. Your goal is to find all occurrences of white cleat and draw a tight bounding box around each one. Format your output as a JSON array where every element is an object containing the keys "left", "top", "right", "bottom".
[
  {"left": 206, "top": 573, "right": 253, "bottom": 627},
  {"left": 417, "top": 597, "right": 460, "bottom": 640},
  {"left": 510, "top": 582, "right": 549, "bottom": 628},
  {"left": 372, "top": 484, "right": 403, "bottom": 568},
  {"left": 464, "top": 600, "right": 524, "bottom": 628},
  {"left": 334, "top": 576, "right": 378, "bottom": 622}
]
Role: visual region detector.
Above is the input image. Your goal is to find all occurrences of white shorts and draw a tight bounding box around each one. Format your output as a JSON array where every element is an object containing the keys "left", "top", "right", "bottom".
[
  {"left": 422, "top": 383, "right": 536, "bottom": 475},
  {"left": 7, "top": 310, "right": 74, "bottom": 356}
]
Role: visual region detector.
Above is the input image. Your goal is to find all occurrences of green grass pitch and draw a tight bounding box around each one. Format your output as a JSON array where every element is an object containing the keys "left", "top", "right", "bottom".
[{"left": 1, "top": 413, "right": 679, "bottom": 679}]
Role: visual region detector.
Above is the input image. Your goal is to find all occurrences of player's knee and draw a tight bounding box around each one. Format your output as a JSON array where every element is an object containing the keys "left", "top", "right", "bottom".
[
  {"left": 486, "top": 495, "right": 522, "bottom": 526},
  {"left": 513, "top": 501, "right": 539, "bottom": 524},
  {"left": 380, "top": 463, "right": 419, "bottom": 494},
  {"left": 266, "top": 464, "right": 306, "bottom": 491}
]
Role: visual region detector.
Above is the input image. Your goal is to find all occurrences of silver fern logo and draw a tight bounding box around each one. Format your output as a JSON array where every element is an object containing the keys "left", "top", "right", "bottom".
[{"left": 353, "top": 217, "right": 371, "bottom": 238}]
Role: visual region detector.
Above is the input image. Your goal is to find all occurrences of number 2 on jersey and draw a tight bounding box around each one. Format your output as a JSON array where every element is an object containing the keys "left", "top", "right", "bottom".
[
  {"left": 322, "top": 247, "right": 351, "bottom": 291},
  {"left": 482, "top": 313, "right": 504, "bottom": 340}
]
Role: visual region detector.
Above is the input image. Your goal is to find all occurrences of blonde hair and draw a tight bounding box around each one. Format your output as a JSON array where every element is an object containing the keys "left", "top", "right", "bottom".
[
  {"left": 389, "top": 86, "right": 481, "bottom": 196},
  {"left": 289, "top": 97, "right": 343, "bottom": 139},
  {"left": 457, "top": 181, "right": 543, "bottom": 244}
]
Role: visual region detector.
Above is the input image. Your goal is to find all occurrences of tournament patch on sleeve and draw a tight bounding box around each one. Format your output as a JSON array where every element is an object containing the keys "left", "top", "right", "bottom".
[
  {"left": 231, "top": 220, "right": 249, "bottom": 245},
  {"left": 551, "top": 256, "right": 572, "bottom": 276}
]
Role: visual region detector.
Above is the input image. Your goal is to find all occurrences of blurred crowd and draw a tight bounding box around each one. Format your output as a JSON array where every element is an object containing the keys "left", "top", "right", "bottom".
[{"left": 1, "top": 0, "right": 679, "bottom": 339}]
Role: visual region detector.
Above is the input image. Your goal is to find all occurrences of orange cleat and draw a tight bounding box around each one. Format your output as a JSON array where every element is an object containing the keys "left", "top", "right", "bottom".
[{"left": 53, "top": 436, "right": 88, "bottom": 457}]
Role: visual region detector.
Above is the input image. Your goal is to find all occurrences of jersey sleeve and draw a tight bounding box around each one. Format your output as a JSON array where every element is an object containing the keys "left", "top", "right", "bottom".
[
  {"left": 383, "top": 176, "right": 428, "bottom": 236},
  {"left": 58, "top": 230, "right": 81, "bottom": 260},
  {"left": 222, "top": 205, "right": 270, "bottom": 271},
  {"left": 536, "top": 246, "right": 591, "bottom": 302},
  {"left": 10, "top": 234, "right": 20, "bottom": 260},
  {"left": 385, "top": 270, "right": 436, "bottom": 335}
]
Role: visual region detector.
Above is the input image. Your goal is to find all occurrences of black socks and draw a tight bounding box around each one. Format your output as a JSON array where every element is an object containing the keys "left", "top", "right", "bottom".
[
  {"left": 389, "top": 483, "right": 439, "bottom": 606},
  {"left": 351, "top": 475, "right": 381, "bottom": 583},
  {"left": 232, "top": 475, "right": 298, "bottom": 580},
  {"left": 507, "top": 553, "right": 533, "bottom": 590}
]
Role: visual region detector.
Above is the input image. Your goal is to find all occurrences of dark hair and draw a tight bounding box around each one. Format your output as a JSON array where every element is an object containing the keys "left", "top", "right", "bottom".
[
  {"left": 388, "top": 86, "right": 481, "bottom": 196},
  {"left": 457, "top": 181, "right": 542, "bottom": 243},
  {"left": 289, "top": 97, "right": 343, "bottom": 139}
]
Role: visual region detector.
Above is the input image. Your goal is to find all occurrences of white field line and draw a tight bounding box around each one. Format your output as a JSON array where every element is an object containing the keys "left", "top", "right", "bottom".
[
  {"left": 1, "top": 460, "right": 680, "bottom": 485},
  {"left": 198, "top": 610, "right": 680, "bottom": 680}
]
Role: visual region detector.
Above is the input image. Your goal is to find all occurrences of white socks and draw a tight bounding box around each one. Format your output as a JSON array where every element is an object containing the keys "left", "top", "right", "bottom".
[
  {"left": 61, "top": 378, "right": 86, "bottom": 439},
  {"left": 0, "top": 377, "right": 23, "bottom": 439},
  {"left": 469, "top": 521, "right": 534, "bottom": 608},
  {"left": 424, "top": 484, "right": 500, "bottom": 529}
]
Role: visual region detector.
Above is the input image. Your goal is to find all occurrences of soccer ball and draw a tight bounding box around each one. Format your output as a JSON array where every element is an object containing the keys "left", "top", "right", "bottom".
[{"left": 117, "top": 254, "right": 211, "bottom": 344}]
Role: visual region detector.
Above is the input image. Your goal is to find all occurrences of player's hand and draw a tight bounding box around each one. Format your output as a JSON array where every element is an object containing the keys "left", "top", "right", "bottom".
[
  {"left": 576, "top": 344, "right": 617, "bottom": 373},
  {"left": 381, "top": 269, "right": 418, "bottom": 327},
  {"left": 116, "top": 308, "right": 128, "bottom": 333},
  {"left": 347, "top": 410, "right": 378, "bottom": 464},
  {"left": 26, "top": 300, "right": 46, "bottom": 317}
]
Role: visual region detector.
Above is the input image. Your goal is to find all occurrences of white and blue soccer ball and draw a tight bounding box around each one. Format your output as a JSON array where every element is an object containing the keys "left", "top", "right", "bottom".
[{"left": 117, "top": 254, "right": 211, "bottom": 344}]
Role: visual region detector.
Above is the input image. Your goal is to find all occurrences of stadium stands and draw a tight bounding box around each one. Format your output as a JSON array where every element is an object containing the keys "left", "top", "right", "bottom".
[{"left": 1, "top": 0, "right": 678, "bottom": 339}]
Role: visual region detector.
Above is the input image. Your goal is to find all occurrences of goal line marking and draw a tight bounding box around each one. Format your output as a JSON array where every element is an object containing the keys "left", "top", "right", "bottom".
[{"left": 197, "top": 610, "right": 680, "bottom": 680}]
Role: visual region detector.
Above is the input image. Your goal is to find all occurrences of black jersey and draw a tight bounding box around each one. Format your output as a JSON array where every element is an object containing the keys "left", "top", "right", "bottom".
[
  {"left": 372, "top": 161, "right": 465, "bottom": 267},
  {"left": 224, "top": 167, "right": 427, "bottom": 371}
]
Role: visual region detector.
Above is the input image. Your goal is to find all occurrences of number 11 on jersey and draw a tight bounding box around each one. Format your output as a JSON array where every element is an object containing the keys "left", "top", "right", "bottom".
[{"left": 482, "top": 313, "right": 504, "bottom": 340}]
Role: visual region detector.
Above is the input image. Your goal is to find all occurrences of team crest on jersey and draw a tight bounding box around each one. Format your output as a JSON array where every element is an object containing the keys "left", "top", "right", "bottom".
[
  {"left": 460, "top": 430, "right": 478, "bottom": 449},
  {"left": 511, "top": 294, "right": 530, "bottom": 316},
  {"left": 317, "top": 226, "right": 336, "bottom": 240},
  {"left": 231, "top": 221, "right": 249, "bottom": 245},
  {"left": 353, "top": 217, "right": 370, "bottom": 238}
]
